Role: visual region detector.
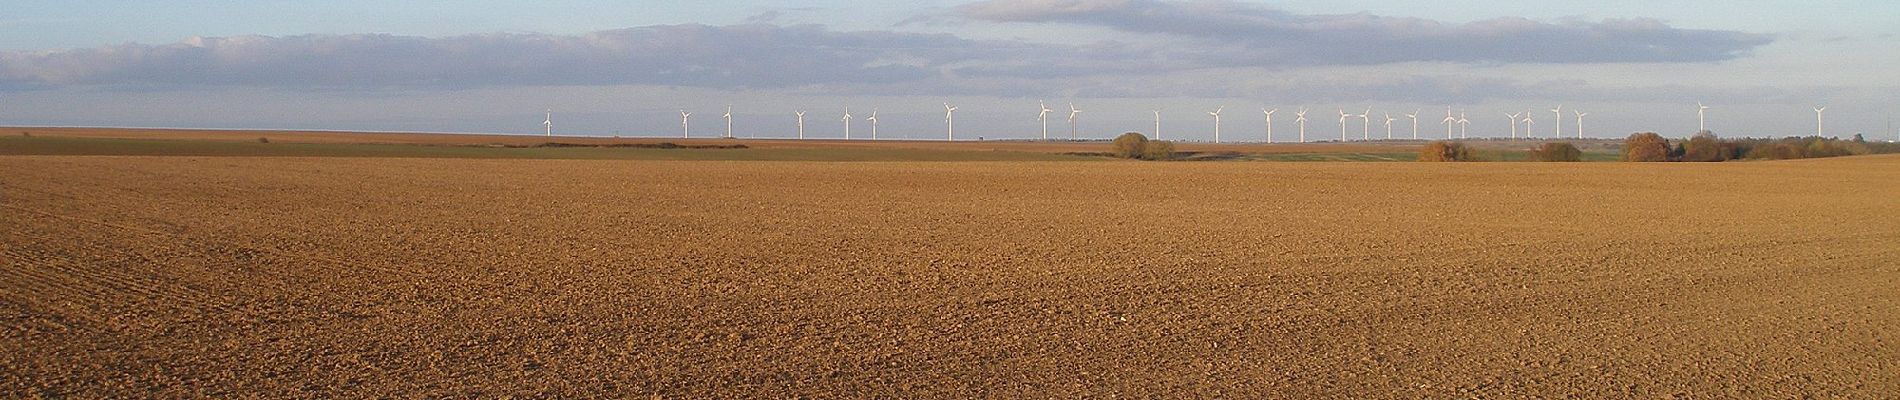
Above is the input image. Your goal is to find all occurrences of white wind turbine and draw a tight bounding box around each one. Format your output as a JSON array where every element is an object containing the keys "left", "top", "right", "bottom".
[
  {"left": 1457, "top": 112, "right": 1470, "bottom": 139},
  {"left": 1358, "top": 108, "right": 1372, "bottom": 141},
  {"left": 1522, "top": 113, "right": 1535, "bottom": 138},
  {"left": 1574, "top": 110, "right": 1588, "bottom": 139},
  {"left": 1338, "top": 109, "right": 1350, "bottom": 142},
  {"left": 1442, "top": 108, "right": 1457, "bottom": 140},
  {"left": 795, "top": 111, "right": 806, "bottom": 139},
  {"left": 1549, "top": 105, "right": 1563, "bottom": 138},
  {"left": 1067, "top": 103, "right": 1082, "bottom": 139},
  {"left": 543, "top": 109, "right": 552, "bottom": 137},
  {"left": 944, "top": 103, "right": 958, "bottom": 141},
  {"left": 680, "top": 110, "right": 692, "bottom": 138},
  {"left": 867, "top": 108, "right": 879, "bottom": 140},
  {"left": 1209, "top": 106, "right": 1225, "bottom": 143},
  {"left": 1383, "top": 112, "right": 1396, "bottom": 140},
  {"left": 1406, "top": 109, "right": 1420, "bottom": 140},
  {"left": 723, "top": 105, "right": 734, "bottom": 139},
  {"left": 841, "top": 108, "right": 852, "bottom": 140},
  {"left": 1296, "top": 108, "right": 1309, "bottom": 143},
  {"left": 1038, "top": 101, "right": 1054, "bottom": 140},
  {"left": 1815, "top": 106, "right": 1827, "bottom": 136},
  {"left": 1504, "top": 112, "right": 1521, "bottom": 139},
  {"left": 1153, "top": 110, "right": 1163, "bottom": 140},
  {"left": 1698, "top": 102, "right": 1711, "bottom": 132},
  {"left": 1263, "top": 108, "right": 1278, "bottom": 143}
]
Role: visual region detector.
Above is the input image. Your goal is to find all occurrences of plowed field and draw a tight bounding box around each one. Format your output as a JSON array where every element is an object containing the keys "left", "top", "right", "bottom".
[{"left": 4, "top": 155, "right": 1898, "bottom": 397}]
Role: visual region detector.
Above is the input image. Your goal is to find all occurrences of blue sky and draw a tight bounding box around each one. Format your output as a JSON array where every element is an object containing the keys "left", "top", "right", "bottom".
[{"left": 3, "top": 1, "right": 1897, "bottom": 140}]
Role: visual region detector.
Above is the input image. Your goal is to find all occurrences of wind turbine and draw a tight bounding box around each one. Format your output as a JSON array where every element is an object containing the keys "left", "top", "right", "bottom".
[
  {"left": 1522, "top": 113, "right": 1535, "bottom": 138},
  {"left": 1359, "top": 108, "right": 1372, "bottom": 141},
  {"left": 680, "top": 110, "right": 692, "bottom": 138},
  {"left": 944, "top": 103, "right": 958, "bottom": 141},
  {"left": 1263, "top": 108, "right": 1278, "bottom": 143},
  {"left": 1504, "top": 112, "right": 1521, "bottom": 139},
  {"left": 867, "top": 108, "right": 879, "bottom": 140},
  {"left": 1815, "top": 106, "right": 1827, "bottom": 136},
  {"left": 1038, "top": 101, "right": 1054, "bottom": 140},
  {"left": 1067, "top": 103, "right": 1082, "bottom": 140},
  {"left": 1338, "top": 109, "right": 1350, "bottom": 142},
  {"left": 1442, "top": 108, "right": 1456, "bottom": 140},
  {"left": 1550, "top": 105, "right": 1563, "bottom": 138},
  {"left": 1406, "top": 109, "right": 1420, "bottom": 140},
  {"left": 543, "top": 109, "right": 552, "bottom": 137},
  {"left": 795, "top": 111, "right": 806, "bottom": 139},
  {"left": 1457, "top": 112, "right": 1470, "bottom": 139},
  {"left": 1153, "top": 110, "right": 1162, "bottom": 140},
  {"left": 841, "top": 108, "right": 852, "bottom": 140},
  {"left": 723, "top": 105, "right": 734, "bottom": 139},
  {"left": 1209, "top": 106, "right": 1224, "bottom": 143},
  {"left": 1296, "top": 108, "right": 1309, "bottom": 143},
  {"left": 1574, "top": 110, "right": 1588, "bottom": 139},
  {"left": 1383, "top": 112, "right": 1396, "bottom": 140},
  {"left": 1698, "top": 102, "right": 1710, "bottom": 132}
]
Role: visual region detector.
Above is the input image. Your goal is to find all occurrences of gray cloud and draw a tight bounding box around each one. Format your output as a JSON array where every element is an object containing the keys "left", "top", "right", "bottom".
[
  {"left": 951, "top": 0, "right": 1775, "bottom": 65},
  {"left": 0, "top": 24, "right": 1020, "bottom": 90}
]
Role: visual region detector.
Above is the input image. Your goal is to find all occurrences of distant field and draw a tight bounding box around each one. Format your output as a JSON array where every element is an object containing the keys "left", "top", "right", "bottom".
[{"left": 0, "top": 135, "right": 1097, "bottom": 162}]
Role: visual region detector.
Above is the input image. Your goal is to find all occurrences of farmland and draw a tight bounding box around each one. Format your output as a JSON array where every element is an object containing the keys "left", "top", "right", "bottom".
[{"left": 3, "top": 129, "right": 1899, "bottom": 397}]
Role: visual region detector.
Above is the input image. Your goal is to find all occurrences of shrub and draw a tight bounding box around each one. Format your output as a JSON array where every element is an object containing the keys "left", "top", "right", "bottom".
[
  {"left": 257, "top": 137, "right": 271, "bottom": 144},
  {"left": 20, "top": 131, "right": 30, "bottom": 137},
  {"left": 1418, "top": 141, "right": 1478, "bottom": 162},
  {"left": 1530, "top": 142, "right": 1583, "bottom": 162},
  {"left": 1112, "top": 132, "right": 1149, "bottom": 159},
  {"left": 1142, "top": 140, "right": 1176, "bottom": 161},
  {"left": 1622, "top": 132, "right": 1670, "bottom": 162},
  {"left": 1680, "top": 132, "right": 1726, "bottom": 162}
]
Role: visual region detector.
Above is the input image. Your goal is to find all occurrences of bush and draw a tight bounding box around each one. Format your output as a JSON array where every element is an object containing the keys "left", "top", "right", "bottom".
[
  {"left": 257, "top": 137, "right": 271, "bottom": 144},
  {"left": 1680, "top": 132, "right": 1727, "bottom": 162},
  {"left": 1418, "top": 141, "right": 1478, "bottom": 162},
  {"left": 1622, "top": 132, "right": 1670, "bottom": 162},
  {"left": 1530, "top": 142, "right": 1583, "bottom": 162},
  {"left": 1112, "top": 132, "right": 1149, "bottom": 159},
  {"left": 1142, "top": 140, "right": 1175, "bottom": 161}
]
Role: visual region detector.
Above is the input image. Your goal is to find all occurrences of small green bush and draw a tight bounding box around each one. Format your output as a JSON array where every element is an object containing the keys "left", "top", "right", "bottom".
[
  {"left": 1622, "top": 132, "right": 1670, "bottom": 162},
  {"left": 1142, "top": 140, "right": 1175, "bottom": 161},
  {"left": 1530, "top": 142, "right": 1583, "bottom": 162},
  {"left": 1418, "top": 141, "right": 1478, "bottom": 162},
  {"left": 1680, "top": 132, "right": 1726, "bottom": 162},
  {"left": 257, "top": 137, "right": 271, "bottom": 144}
]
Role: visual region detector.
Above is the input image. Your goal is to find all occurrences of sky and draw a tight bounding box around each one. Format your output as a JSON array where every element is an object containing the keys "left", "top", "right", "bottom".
[{"left": 2, "top": 0, "right": 1898, "bottom": 141}]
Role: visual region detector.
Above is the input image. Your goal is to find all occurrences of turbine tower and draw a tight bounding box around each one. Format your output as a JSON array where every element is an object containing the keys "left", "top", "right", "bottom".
[
  {"left": 1505, "top": 112, "right": 1521, "bottom": 139},
  {"left": 795, "top": 111, "right": 806, "bottom": 139},
  {"left": 1038, "top": 101, "right": 1053, "bottom": 141},
  {"left": 1153, "top": 110, "right": 1162, "bottom": 140},
  {"left": 680, "top": 110, "right": 691, "bottom": 138},
  {"left": 1263, "top": 108, "right": 1278, "bottom": 143},
  {"left": 1383, "top": 112, "right": 1396, "bottom": 140},
  {"left": 1815, "top": 106, "right": 1827, "bottom": 136},
  {"left": 543, "top": 109, "right": 552, "bottom": 137},
  {"left": 1296, "top": 108, "right": 1309, "bottom": 143},
  {"left": 1522, "top": 113, "right": 1535, "bottom": 138},
  {"left": 1698, "top": 102, "right": 1710, "bottom": 132},
  {"left": 944, "top": 103, "right": 958, "bottom": 141},
  {"left": 1359, "top": 108, "right": 1372, "bottom": 141},
  {"left": 1209, "top": 106, "right": 1224, "bottom": 143},
  {"left": 1574, "top": 110, "right": 1588, "bottom": 139},
  {"left": 1550, "top": 105, "right": 1563, "bottom": 138},
  {"left": 1067, "top": 103, "right": 1082, "bottom": 140},
  {"left": 1337, "top": 109, "right": 1350, "bottom": 142},
  {"left": 841, "top": 108, "right": 852, "bottom": 140},
  {"left": 868, "top": 109, "right": 879, "bottom": 140},
  {"left": 723, "top": 105, "right": 734, "bottom": 139},
  {"left": 1406, "top": 109, "right": 1420, "bottom": 140},
  {"left": 1457, "top": 112, "right": 1470, "bottom": 139}
]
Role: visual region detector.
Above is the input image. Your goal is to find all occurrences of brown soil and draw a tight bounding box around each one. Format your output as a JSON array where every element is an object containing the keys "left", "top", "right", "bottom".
[{"left": 3, "top": 154, "right": 1897, "bottom": 397}]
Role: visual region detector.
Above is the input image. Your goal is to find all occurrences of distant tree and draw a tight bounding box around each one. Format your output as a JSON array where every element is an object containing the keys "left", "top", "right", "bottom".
[
  {"left": 1680, "top": 132, "right": 1726, "bottom": 162},
  {"left": 1853, "top": 133, "right": 1866, "bottom": 143},
  {"left": 1142, "top": 140, "right": 1176, "bottom": 161},
  {"left": 1419, "top": 141, "right": 1478, "bottom": 162},
  {"left": 1622, "top": 132, "right": 1671, "bottom": 162},
  {"left": 1112, "top": 132, "right": 1149, "bottom": 159},
  {"left": 1530, "top": 142, "right": 1583, "bottom": 162}
]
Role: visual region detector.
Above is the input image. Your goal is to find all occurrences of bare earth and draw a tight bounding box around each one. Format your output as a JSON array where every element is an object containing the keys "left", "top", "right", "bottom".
[{"left": 3, "top": 152, "right": 1898, "bottom": 396}]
